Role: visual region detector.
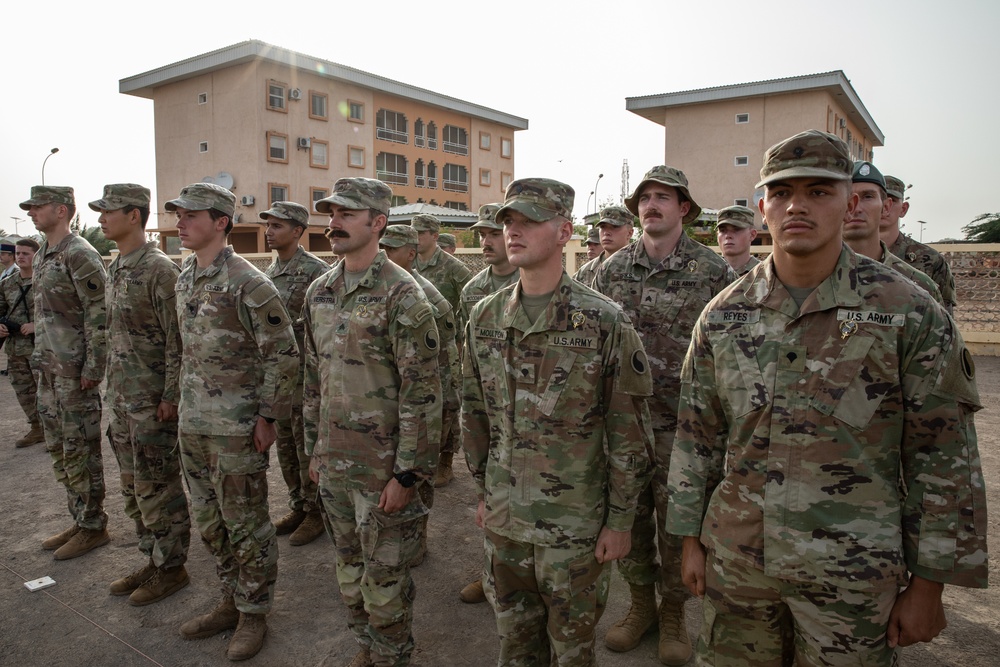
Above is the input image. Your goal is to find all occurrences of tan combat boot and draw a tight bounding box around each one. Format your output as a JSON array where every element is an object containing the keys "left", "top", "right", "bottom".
[
  {"left": 433, "top": 452, "right": 454, "bottom": 487},
  {"left": 459, "top": 578, "right": 486, "bottom": 604},
  {"left": 110, "top": 560, "right": 157, "bottom": 596},
  {"left": 347, "top": 647, "right": 372, "bottom": 667},
  {"left": 657, "top": 599, "right": 692, "bottom": 665},
  {"left": 15, "top": 422, "right": 45, "bottom": 448},
  {"left": 129, "top": 565, "right": 190, "bottom": 606},
  {"left": 273, "top": 509, "right": 306, "bottom": 535},
  {"left": 53, "top": 527, "right": 110, "bottom": 560},
  {"left": 227, "top": 612, "right": 267, "bottom": 661},
  {"left": 289, "top": 510, "right": 325, "bottom": 546},
  {"left": 180, "top": 595, "right": 240, "bottom": 639},
  {"left": 42, "top": 525, "right": 79, "bottom": 550},
  {"left": 605, "top": 583, "right": 657, "bottom": 652}
]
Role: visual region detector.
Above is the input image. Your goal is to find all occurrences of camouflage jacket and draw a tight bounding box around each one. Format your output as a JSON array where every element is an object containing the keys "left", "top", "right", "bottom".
[
  {"left": 666, "top": 247, "right": 988, "bottom": 591},
  {"left": 594, "top": 234, "right": 733, "bottom": 445},
  {"left": 462, "top": 273, "right": 654, "bottom": 548},
  {"left": 888, "top": 232, "right": 957, "bottom": 313},
  {"left": 175, "top": 247, "right": 298, "bottom": 436},
  {"left": 460, "top": 266, "right": 519, "bottom": 324},
  {"left": 415, "top": 246, "right": 473, "bottom": 340},
  {"left": 879, "top": 241, "right": 943, "bottom": 305},
  {"left": 302, "top": 250, "right": 442, "bottom": 491},
  {"left": 32, "top": 233, "right": 107, "bottom": 380},
  {"left": 106, "top": 242, "right": 181, "bottom": 411},
  {"left": 572, "top": 251, "right": 607, "bottom": 288},
  {"left": 413, "top": 271, "right": 460, "bottom": 412},
  {"left": 731, "top": 254, "right": 761, "bottom": 276},
  {"left": 0, "top": 271, "right": 34, "bottom": 358},
  {"left": 265, "top": 246, "right": 330, "bottom": 399}
]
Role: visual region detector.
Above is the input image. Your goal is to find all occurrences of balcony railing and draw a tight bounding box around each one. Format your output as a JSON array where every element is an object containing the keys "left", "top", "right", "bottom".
[
  {"left": 443, "top": 179, "right": 468, "bottom": 193},
  {"left": 415, "top": 135, "right": 425, "bottom": 148},
  {"left": 415, "top": 176, "right": 438, "bottom": 189},
  {"left": 377, "top": 170, "right": 408, "bottom": 186},
  {"left": 376, "top": 128, "right": 408, "bottom": 144},
  {"left": 443, "top": 141, "right": 468, "bottom": 156}
]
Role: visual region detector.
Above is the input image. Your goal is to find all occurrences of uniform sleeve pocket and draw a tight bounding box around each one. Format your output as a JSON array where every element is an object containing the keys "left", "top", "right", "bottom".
[{"left": 916, "top": 493, "right": 959, "bottom": 571}]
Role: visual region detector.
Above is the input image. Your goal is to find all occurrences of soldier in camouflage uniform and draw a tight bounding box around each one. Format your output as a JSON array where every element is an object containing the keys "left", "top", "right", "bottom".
[
  {"left": 667, "top": 130, "right": 988, "bottom": 666},
  {"left": 593, "top": 166, "right": 733, "bottom": 664},
  {"left": 411, "top": 213, "right": 472, "bottom": 487},
  {"left": 304, "top": 178, "right": 441, "bottom": 667},
  {"left": 463, "top": 178, "right": 654, "bottom": 667},
  {"left": 0, "top": 238, "right": 44, "bottom": 447},
  {"left": 22, "top": 185, "right": 110, "bottom": 561},
  {"left": 583, "top": 225, "right": 602, "bottom": 261},
  {"left": 879, "top": 174, "right": 957, "bottom": 313},
  {"left": 260, "top": 201, "right": 331, "bottom": 547},
  {"left": 715, "top": 205, "right": 761, "bottom": 276},
  {"left": 95, "top": 184, "right": 192, "bottom": 606},
  {"left": 437, "top": 232, "right": 457, "bottom": 254},
  {"left": 574, "top": 205, "right": 635, "bottom": 286},
  {"left": 380, "top": 224, "right": 460, "bottom": 567},
  {"left": 169, "top": 183, "right": 298, "bottom": 661},
  {"left": 846, "top": 163, "right": 944, "bottom": 304}
]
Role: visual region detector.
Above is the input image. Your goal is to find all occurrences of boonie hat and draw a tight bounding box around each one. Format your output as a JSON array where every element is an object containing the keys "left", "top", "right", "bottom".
[{"left": 624, "top": 166, "right": 701, "bottom": 224}]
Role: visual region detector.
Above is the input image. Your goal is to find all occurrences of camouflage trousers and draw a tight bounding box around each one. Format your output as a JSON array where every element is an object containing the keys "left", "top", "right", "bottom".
[
  {"left": 699, "top": 550, "right": 899, "bottom": 666},
  {"left": 36, "top": 371, "right": 107, "bottom": 530},
  {"left": 7, "top": 354, "right": 37, "bottom": 424},
  {"left": 440, "top": 391, "right": 459, "bottom": 457},
  {"left": 484, "top": 529, "right": 610, "bottom": 667},
  {"left": 107, "top": 405, "right": 191, "bottom": 570},
  {"left": 319, "top": 483, "right": 426, "bottom": 667},
  {"left": 275, "top": 402, "right": 319, "bottom": 513},
  {"left": 178, "top": 431, "right": 278, "bottom": 614}
]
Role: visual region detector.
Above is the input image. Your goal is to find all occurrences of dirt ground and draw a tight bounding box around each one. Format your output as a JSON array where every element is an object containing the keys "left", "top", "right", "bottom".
[{"left": 1, "top": 354, "right": 998, "bottom": 667}]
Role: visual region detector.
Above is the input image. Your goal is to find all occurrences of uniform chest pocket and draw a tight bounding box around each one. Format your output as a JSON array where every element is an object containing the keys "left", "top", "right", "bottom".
[
  {"left": 811, "top": 334, "right": 896, "bottom": 430},
  {"left": 722, "top": 332, "right": 770, "bottom": 419},
  {"left": 534, "top": 348, "right": 578, "bottom": 417},
  {"left": 477, "top": 344, "right": 512, "bottom": 411}
]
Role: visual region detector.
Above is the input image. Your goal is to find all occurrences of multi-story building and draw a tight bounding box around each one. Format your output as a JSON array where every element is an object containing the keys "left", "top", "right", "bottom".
[
  {"left": 120, "top": 40, "right": 528, "bottom": 254},
  {"left": 626, "top": 71, "right": 883, "bottom": 238}
]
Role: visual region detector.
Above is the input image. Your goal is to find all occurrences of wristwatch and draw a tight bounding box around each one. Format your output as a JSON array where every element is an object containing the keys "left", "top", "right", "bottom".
[{"left": 394, "top": 471, "right": 418, "bottom": 488}]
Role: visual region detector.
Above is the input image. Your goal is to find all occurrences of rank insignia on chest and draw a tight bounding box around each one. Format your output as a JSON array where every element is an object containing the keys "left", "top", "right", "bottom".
[
  {"left": 687, "top": 260, "right": 699, "bottom": 273},
  {"left": 202, "top": 293, "right": 213, "bottom": 304},
  {"left": 356, "top": 304, "right": 369, "bottom": 317},
  {"left": 571, "top": 311, "right": 586, "bottom": 328},
  {"left": 840, "top": 321, "right": 858, "bottom": 340},
  {"left": 907, "top": 252, "right": 917, "bottom": 262}
]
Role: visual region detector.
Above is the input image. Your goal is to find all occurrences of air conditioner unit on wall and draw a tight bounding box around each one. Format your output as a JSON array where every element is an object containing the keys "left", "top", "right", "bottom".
[
  {"left": 240, "top": 195, "right": 255, "bottom": 206},
  {"left": 298, "top": 137, "right": 311, "bottom": 149},
  {"left": 839, "top": 118, "right": 847, "bottom": 129},
  {"left": 289, "top": 88, "right": 302, "bottom": 100}
]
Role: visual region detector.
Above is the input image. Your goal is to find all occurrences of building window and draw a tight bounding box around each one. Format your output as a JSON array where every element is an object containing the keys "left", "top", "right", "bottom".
[
  {"left": 501, "top": 172, "right": 513, "bottom": 191},
  {"left": 427, "top": 122, "right": 438, "bottom": 150},
  {"left": 391, "top": 195, "right": 408, "bottom": 207},
  {"left": 310, "top": 91, "right": 328, "bottom": 120},
  {"left": 348, "top": 146, "right": 365, "bottom": 169},
  {"left": 480, "top": 132, "right": 491, "bottom": 150},
  {"left": 480, "top": 169, "right": 491, "bottom": 186},
  {"left": 199, "top": 141, "right": 208, "bottom": 153},
  {"left": 501, "top": 137, "right": 512, "bottom": 158},
  {"left": 267, "top": 131, "right": 288, "bottom": 163},
  {"left": 198, "top": 92, "right": 208, "bottom": 105},
  {"left": 443, "top": 125, "right": 468, "bottom": 155},
  {"left": 415, "top": 119, "right": 425, "bottom": 148},
  {"left": 310, "top": 140, "right": 329, "bottom": 169},
  {"left": 376, "top": 109, "right": 408, "bottom": 143},
  {"left": 445, "top": 201, "right": 468, "bottom": 211},
  {"left": 269, "top": 183, "right": 289, "bottom": 206},
  {"left": 348, "top": 100, "right": 364, "bottom": 123},
  {"left": 734, "top": 156, "right": 749, "bottom": 167},
  {"left": 427, "top": 161, "right": 438, "bottom": 189},
  {"left": 736, "top": 113, "right": 749, "bottom": 124},
  {"left": 443, "top": 164, "right": 468, "bottom": 193},
  {"left": 267, "top": 80, "right": 287, "bottom": 112},
  {"left": 311, "top": 187, "right": 328, "bottom": 213},
  {"left": 376, "top": 152, "right": 408, "bottom": 186},
  {"left": 734, "top": 198, "right": 749, "bottom": 207},
  {"left": 415, "top": 159, "right": 426, "bottom": 187}
]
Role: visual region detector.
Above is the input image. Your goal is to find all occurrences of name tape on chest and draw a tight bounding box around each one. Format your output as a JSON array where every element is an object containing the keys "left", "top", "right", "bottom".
[
  {"left": 705, "top": 310, "right": 761, "bottom": 324},
  {"left": 836, "top": 310, "right": 906, "bottom": 327},
  {"left": 548, "top": 334, "right": 598, "bottom": 349},
  {"left": 476, "top": 327, "right": 508, "bottom": 341},
  {"left": 463, "top": 293, "right": 487, "bottom": 303},
  {"left": 204, "top": 284, "right": 226, "bottom": 293}
]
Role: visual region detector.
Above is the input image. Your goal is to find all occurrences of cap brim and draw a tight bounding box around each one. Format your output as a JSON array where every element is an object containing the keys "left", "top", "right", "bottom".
[
  {"left": 18, "top": 199, "right": 44, "bottom": 211},
  {"left": 496, "top": 200, "right": 559, "bottom": 223},
  {"left": 470, "top": 220, "right": 503, "bottom": 230},
  {"left": 756, "top": 167, "right": 851, "bottom": 189},
  {"left": 315, "top": 195, "right": 370, "bottom": 214},
  {"left": 88, "top": 199, "right": 113, "bottom": 212},
  {"left": 165, "top": 197, "right": 211, "bottom": 212},
  {"left": 379, "top": 239, "right": 406, "bottom": 248}
]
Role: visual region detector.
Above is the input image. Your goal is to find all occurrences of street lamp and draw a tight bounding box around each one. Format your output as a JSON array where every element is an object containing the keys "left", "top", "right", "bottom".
[
  {"left": 9, "top": 217, "right": 24, "bottom": 235},
  {"left": 41, "top": 147, "right": 59, "bottom": 185},
  {"left": 593, "top": 174, "right": 604, "bottom": 214},
  {"left": 586, "top": 191, "right": 595, "bottom": 216},
  {"left": 918, "top": 220, "right": 928, "bottom": 243}
]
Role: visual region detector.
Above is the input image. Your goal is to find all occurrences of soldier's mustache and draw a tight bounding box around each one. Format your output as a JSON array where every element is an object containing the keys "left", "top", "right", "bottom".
[{"left": 325, "top": 229, "right": 350, "bottom": 239}]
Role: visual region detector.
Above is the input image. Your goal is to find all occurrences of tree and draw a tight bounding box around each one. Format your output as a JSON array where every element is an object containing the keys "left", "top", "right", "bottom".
[
  {"left": 79, "top": 225, "right": 117, "bottom": 256},
  {"left": 962, "top": 213, "right": 1000, "bottom": 243}
]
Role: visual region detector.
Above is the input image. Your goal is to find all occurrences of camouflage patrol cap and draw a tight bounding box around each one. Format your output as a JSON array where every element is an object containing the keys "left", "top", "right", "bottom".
[
  {"left": 470, "top": 203, "right": 502, "bottom": 230},
  {"left": 379, "top": 224, "right": 419, "bottom": 248},
  {"left": 437, "top": 233, "right": 457, "bottom": 249},
  {"left": 19, "top": 185, "right": 75, "bottom": 211},
  {"left": 715, "top": 205, "right": 756, "bottom": 230},
  {"left": 496, "top": 178, "right": 574, "bottom": 223},
  {"left": 884, "top": 175, "right": 906, "bottom": 200},
  {"left": 852, "top": 161, "right": 886, "bottom": 193},
  {"left": 585, "top": 227, "right": 601, "bottom": 246},
  {"left": 315, "top": 177, "right": 392, "bottom": 216},
  {"left": 756, "top": 130, "right": 852, "bottom": 188},
  {"left": 259, "top": 201, "right": 310, "bottom": 227},
  {"left": 88, "top": 183, "right": 150, "bottom": 212},
  {"left": 595, "top": 205, "right": 636, "bottom": 227},
  {"left": 165, "top": 182, "right": 236, "bottom": 217},
  {"left": 624, "top": 166, "right": 701, "bottom": 224},
  {"left": 411, "top": 214, "right": 441, "bottom": 233}
]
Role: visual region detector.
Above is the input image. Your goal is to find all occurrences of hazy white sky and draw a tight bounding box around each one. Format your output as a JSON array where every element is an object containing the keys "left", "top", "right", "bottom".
[{"left": 3, "top": 0, "right": 997, "bottom": 242}]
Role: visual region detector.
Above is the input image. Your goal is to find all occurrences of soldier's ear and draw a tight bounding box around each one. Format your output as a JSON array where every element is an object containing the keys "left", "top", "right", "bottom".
[{"left": 900, "top": 201, "right": 909, "bottom": 218}]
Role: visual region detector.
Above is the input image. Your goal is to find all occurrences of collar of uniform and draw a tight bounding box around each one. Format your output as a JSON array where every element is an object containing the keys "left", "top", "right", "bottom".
[
  {"left": 501, "top": 271, "right": 576, "bottom": 335},
  {"left": 627, "top": 233, "right": 695, "bottom": 272},
  {"left": 198, "top": 246, "right": 234, "bottom": 280},
  {"left": 115, "top": 240, "right": 158, "bottom": 271},
  {"left": 40, "top": 230, "right": 79, "bottom": 258},
  {"left": 324, "top": 249, "right": 387, "bottom": 295},
  {"left": 416, "top": 246, "right": 441, "bottom": 270},
  {"left": 748, "top": 245, "right": 863, "bottom": 316},
  {"left": 271, "top": 245, "right": 304, "bottom": 276}
]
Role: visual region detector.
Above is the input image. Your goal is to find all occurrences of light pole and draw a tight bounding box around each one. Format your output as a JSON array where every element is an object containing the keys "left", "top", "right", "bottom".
[
  {"left": 586, "top": 191, "right": 595, "bottom": 217},
  {"left": 41, "top": 147, "right": 59, "bottom": 185},
  {"left": 9, "top": 217, "right": 24, "bottom": 235},
  {"left": 593, "top": 174, "right": 604, "bottom": 214},
  {"left": 918, "top": 220, "right": 927, "bottom": 243}
]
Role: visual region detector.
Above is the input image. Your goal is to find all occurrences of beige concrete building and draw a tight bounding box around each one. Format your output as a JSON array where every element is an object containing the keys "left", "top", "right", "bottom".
[
  {"left": 120, "top": 40, "right": 528, "bottom": 254},
  {"left": 626, "top": 71, "right": 883, "bottom": 238}
]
